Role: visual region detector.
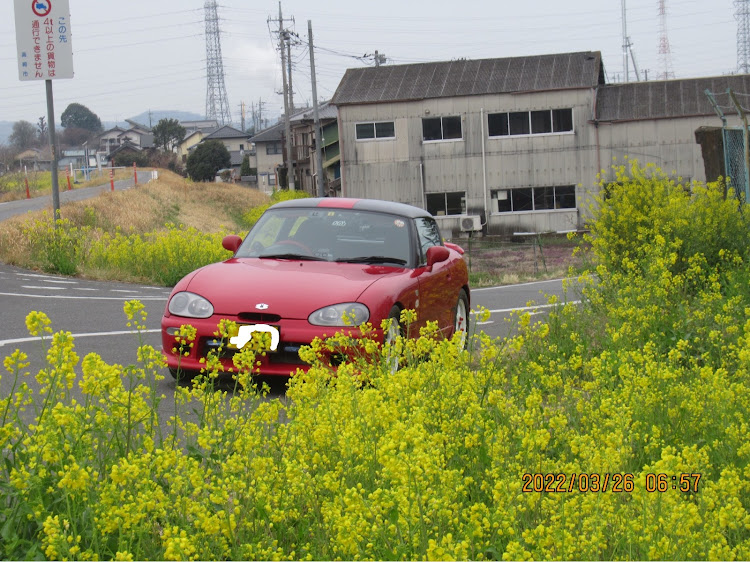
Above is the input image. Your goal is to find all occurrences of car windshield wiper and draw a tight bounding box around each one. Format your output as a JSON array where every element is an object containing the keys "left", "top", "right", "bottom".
[
  {"left": 335, "top": 256, "right": 407, "bottom": 265},
  {"left": 259, "top": 253, "right": 327, "bottom": 261}
]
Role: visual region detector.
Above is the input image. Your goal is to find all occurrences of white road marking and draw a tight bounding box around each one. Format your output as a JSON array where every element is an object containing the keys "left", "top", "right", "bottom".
[
  {"left": 0, "top": 291, "right": 167, "bottom": 301},
  {"left": 482, "top": 300, "right": 581, "bottom": 314},
  {"left": 471, "top": 278, "right": 573, "bottom": 291},
  {"left": 44, "top": 279, "right": 78, "bottom": 285},
  {"left": 0, "top": 329, "right": 161, "bottom": 348},
  {"left": 16, "top": 273, "right": 65, "bottom": 280},
  {"left": 21, "top": 285, "right": 67, "bottom": 291}
]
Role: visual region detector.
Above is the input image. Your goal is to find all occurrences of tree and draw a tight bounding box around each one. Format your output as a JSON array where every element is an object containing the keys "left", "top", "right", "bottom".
[
  {"left": 60, "top": 127, "right": 95, "bottom": 147},
  {"left": 60, "top": 103, "right": 102, "bottom": 133},
  {"left": 186, "top": 140, "right": 231, "bottom": 181},
  {"left": 36, "top": 116, "right": 48, "bottom": 144},
  {"left": 152, "top": 118, "right": 186, "bottom": 152},
  {"left": 9, "top": 120, "right": 38, "bottom": 150},
  {"left": 240, "top": 154, "right": 252, "bottom": 176}
]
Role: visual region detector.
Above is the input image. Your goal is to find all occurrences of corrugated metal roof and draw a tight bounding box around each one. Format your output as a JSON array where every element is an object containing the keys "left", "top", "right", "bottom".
[
  {"left": 331, "top": 51, "right": 604, "bottom": 105},
  {"left": 596, "top": 75, "right": 750, "bottom": 122}
]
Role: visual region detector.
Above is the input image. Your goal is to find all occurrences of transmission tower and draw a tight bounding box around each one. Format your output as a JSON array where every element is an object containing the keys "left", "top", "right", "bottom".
[
  {"left": 657, "top": 0, "right": 675, "bottom": 80},
  {"left": 204, "top": 0, "right": 232, "bottom": 125},
  {"left": 737, "top": 0, "right": 750, "bottom": 73}
]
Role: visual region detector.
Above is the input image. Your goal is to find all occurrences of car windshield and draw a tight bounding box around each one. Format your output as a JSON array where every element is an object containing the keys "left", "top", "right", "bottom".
[{"left": 235, "top": 207, "right": 413, "bottom": 266}]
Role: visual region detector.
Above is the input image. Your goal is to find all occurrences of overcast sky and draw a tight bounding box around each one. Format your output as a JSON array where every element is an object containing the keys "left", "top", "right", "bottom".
[{"left": 0, "top": 0, "right": 738, "bottom": 130}]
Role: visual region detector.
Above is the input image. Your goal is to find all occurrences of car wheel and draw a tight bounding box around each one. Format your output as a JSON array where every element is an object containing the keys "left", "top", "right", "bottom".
[
  {"left": 384, "top": 305, "right": 403, "bottom": 372},
  {"left": 454, "top": 289, "right": 469, "bottom": 349}
]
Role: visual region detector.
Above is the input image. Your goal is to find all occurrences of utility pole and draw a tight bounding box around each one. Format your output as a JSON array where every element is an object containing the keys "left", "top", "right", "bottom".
[
  {"left": 374, "top": 50, "right": 386, "bottom": 66},
  {"left": 270, "top": 2, "right": 295, "bottom": 189},
  {"left": 240, "top": 101, "right": 246, "bottom": 132},
  {"left": 622, "top": 0, "right": 629, "bottom": 82},
  {"left": 309, "top": 20, "right": 325, "bottom": 197},
  {"left": 286, "top": 33, "right": 295, "bottom": 112}
]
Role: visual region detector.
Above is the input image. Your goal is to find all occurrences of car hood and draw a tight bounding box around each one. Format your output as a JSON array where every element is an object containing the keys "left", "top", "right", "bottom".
[{"left": 181, "top": 258, "right": 407, "bottom": 319}]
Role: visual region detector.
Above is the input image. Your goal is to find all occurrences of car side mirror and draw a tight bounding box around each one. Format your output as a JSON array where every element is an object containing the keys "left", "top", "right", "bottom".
[
  {"left": 426, "top": 245, "right": 450, "bottom": 267},
  {"left": 222, "top": 235, "right": 242, "bottom": 254}
]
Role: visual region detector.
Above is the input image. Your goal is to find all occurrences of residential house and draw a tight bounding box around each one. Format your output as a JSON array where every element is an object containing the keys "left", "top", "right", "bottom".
[
  {"left": 330, "top": 51, "right": 747, "bottom": 237},
  {"left": 199, "top": 125, "right": 251, "bottom": 180},
  {"left": 289, "top": 102, "right": 341, "bottom": 196},
  {"left": 178, "top": 130, "right": 208, "bottom": 163},
  {"left": 177, "top": 119, "right": 219, "bottom": 162},
  {"left": 248, "top": 122, "right": 284, "bottom": 193},
  {"left": 96, "top": 123, "right": 154, "bottom": 166},
  {"left": 181, "top": 119, "right": 220, "bottom": 132},
  {"left": 15, "top": 147, "right": 52, "bottom": 171}
]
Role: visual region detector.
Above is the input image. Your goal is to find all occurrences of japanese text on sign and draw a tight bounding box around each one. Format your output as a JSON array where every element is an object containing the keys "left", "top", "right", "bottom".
[{"left": 14, "top": 0, "right": 74, "bottom": 81}]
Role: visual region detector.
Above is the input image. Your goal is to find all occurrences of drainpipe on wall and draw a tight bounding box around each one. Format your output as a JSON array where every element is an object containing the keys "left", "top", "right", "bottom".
[
  {"left": 337, "top": 112, "right": 346, "bottom": 197},
  {"left": 592, "top": 87, "right": 601, "bottom": 179},
  {"left": 480, "top": 108, "right": 489, "bottom": 227},
  {"left": 419, "top": 159, "right": 426, "bottom": 209}
]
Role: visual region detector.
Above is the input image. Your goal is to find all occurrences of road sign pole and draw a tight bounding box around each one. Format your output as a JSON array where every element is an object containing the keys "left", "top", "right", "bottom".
[
  {"left": 133, "top": 162, "right": 138, "bottom": 186},
  {"left": 110, "top": 168, "right": 114, "bottom": 192},
  {"left": 46, "top": 79, "right": 61, "bottom": 220}
]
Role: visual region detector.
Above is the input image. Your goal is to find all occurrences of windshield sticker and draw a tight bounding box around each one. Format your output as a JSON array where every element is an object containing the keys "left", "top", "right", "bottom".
[{"left": 394, "top": 219, "right": 405, "bottom": 228}]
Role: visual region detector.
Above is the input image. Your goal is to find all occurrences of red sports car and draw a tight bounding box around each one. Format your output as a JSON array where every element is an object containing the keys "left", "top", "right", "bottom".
[{"left": 161, "top": 197, "right": 470, "bottom": 378}]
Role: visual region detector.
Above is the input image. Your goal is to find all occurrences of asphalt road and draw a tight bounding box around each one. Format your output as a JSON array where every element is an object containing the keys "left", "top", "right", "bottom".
[{"left": 0, "top": 174, "right": 147, "bottom": 222}]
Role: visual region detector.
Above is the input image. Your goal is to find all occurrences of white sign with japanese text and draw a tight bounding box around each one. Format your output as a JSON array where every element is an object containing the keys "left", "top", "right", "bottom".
[{"left": 14, "top": 0, "right": 74, "bottom": 81}]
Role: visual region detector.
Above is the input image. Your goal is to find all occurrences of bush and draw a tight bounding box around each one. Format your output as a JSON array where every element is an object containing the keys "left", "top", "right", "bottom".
[
  {"left": 186, "top": 140, "right": 231, "bottom": 182},
  {"left": 87, "top": 224, "right": 232, "bottom": 286},
  {"left": 20, "top": 213, "right": 90, "bottom": 274},
  {"left": 242, "top": 189, "right": 310, "bottom": 226},
  {"left": 588, "top": 160, "right": 750, "bottom": 279}
]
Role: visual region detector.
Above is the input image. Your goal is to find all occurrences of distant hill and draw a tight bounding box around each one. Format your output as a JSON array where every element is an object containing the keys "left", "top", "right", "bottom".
[
  {"left": 1, "top": 110, "right": 206, "bottom": 145},
  {"left": 106, "top": 110, "right": 206, "bottom": 130}
]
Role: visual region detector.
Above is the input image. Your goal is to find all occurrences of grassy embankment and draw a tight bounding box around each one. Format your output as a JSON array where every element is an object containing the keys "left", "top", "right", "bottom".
[
  {"left": 1, "top": 161, "right": 749, "bottom": 559},
  {"left": 0, "top": 170, "right": 269, "bottom": 285}
]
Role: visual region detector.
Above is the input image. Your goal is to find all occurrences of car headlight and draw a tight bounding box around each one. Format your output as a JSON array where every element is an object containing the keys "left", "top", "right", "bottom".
[
  {"left": 308, "top": 303, "right": 370, "bottom": 326},
  {"left": 168, "top": 291, "right": 214, "bottom": 318}
]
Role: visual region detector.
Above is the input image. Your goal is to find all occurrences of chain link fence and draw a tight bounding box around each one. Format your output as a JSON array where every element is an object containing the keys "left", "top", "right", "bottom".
[{"left": 723, "top": 127, "right": 748, "bottom": 201}]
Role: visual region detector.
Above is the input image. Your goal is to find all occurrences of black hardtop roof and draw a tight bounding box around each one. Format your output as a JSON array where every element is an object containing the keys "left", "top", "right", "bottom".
[{"left": 269, "top": 197, "right": 433, "bottom": 219}]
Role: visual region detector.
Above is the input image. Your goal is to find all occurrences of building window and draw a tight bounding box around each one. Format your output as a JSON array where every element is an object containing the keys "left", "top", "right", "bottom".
[
  {"left": 491, "top": 186, "right": 576, "bottom": 213},
  {"left": 426, "top": 191, "right": 466, "bottom": 216},
  {"left": 266, "top": 141, "right": 282, "bottom": 155},
  {"left": 422, "top": 116, "right": 462, "bottom": 141},
  {"left": 488, "top": 108, "right": 573, "bottom": 137},
  {"left": 355, "top": 121, "right": 395, "bottom": 140},
  {"left": 268, "top": 174, "right": 277, "bottom": 186}
]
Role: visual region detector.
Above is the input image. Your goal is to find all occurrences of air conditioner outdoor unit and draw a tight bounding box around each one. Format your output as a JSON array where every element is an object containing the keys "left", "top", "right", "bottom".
[{"left": 460, "top": 215, "right": 482, "bottom": 232}]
